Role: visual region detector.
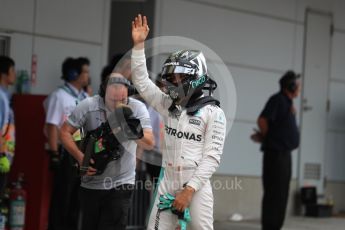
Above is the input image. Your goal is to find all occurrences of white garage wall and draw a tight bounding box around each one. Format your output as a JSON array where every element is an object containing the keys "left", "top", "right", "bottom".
[
  {"left": 193, "top": 0, "right": 297, "bottom": 21},
  {"left": 1, "top": 0, "right": 344, "bottom": 182},
  {"left": 155, "top": 0, "right": 302, "bottom": 178},
  {"left": 333, "top": 0, "right": 345, "bottom": 30},
  {"left": 325, "top": 30, "right": 345, "bottom": 181},
  {"left": 0, "top": 0, "right": 110, "bottom": 95},
  {"left": 325, "top": 131, "right": 345, "bottom": 182},
  {"left": 32, "top": 37, "right": 102, "bottom": 95},
  {"left": 154, "top": 0, "right": 345, "bottom": 182},
  {"left": 0, "top": 0, "right": 35, "bottom": 32},
  {"left": 328, "top": 82, "right": 345, "bottom": 132},
  {"left": 159, "top": 0, "right": 297, "bottom": 72},
  {"left": 217, "top": 66, "right": 299, "bottom": 177},
  {"left": 325, "top": 0, "right": 345, "bottom": 182},
  {"left": 297, "top": 2, "right": 345, "bottom": 182},
  {"left": 35, "top": 0, "right": 105, "bottom": 44},
  {"left": 10, "top": 34, "right": 34, "bottom": 72},
  {"left": 331, "top": 32, "right": 345, "bottom": 82}
]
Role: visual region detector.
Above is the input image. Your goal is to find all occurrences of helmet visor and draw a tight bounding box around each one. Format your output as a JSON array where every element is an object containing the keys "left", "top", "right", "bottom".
[{"left": 161, "top": 65, "right": 196, "bottom": 76}]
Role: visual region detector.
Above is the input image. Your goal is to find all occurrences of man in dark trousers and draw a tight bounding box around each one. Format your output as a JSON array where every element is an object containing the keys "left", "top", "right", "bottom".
[
  {"left": 256, "top": 71, "right": 301, "bottom": 230},
  {"left": 44, "top": 57, "right": 90, "bottom": 230}
]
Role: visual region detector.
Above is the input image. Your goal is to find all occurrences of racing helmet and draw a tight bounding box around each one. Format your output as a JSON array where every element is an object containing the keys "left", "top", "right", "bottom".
[{"left": 161, "top": 50, "right": 209, "bottom": 105}]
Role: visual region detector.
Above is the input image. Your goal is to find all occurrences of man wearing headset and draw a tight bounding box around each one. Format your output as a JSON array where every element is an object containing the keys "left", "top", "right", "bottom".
[
  {"left": 44, "top": 57, "right": 90, "bottom": 230},
  {"left": 256, "top": 71, "right": 301, "bottom": 230},
  {"left": 59, "top": 72, "right": 154, "bottom": 230},
  {"left": 131, "top": 15, "right": 226, "bottom": 229}
]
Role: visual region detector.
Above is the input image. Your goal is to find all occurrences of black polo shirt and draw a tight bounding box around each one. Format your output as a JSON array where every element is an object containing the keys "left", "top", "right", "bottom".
[{"left": 260, "top": 91, "right": 299, "bottom": 152}]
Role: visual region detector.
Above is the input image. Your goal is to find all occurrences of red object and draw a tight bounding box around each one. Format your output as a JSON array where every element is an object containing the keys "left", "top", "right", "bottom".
[
  {"left": 9, "top": 94, "right": 51, "bottom": 230},
  {"left": 9, "top": 179, "right": 27, "bottom": 228}
]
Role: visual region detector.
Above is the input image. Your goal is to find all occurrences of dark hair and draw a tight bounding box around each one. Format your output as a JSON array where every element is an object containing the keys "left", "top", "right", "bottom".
[
  {"left": 99, "top": 71, "right": 112, "bottom": 98},
  {"left": 61, "top": 57, "right": 76, "bottom": 81},
  {"left": 61, "top": 57, "right": 90, "bottom": 82},
  {"left": 99, "top": 54, "right": 129, "bottom": 97},
  {"left": 101, "top": 54, "right": 126, "bottom": 84},
  {"left": 75, "top": 57, "right": 90, "bottom": 75},
  {"left": 279, "top": 70, "right": 300, "bottom": 93},
  {"left": 100, "top": 65, "right": 114, "bottom": 87},
  {"left": 0, "top": 56, "right": 15, "bottom": 76}
]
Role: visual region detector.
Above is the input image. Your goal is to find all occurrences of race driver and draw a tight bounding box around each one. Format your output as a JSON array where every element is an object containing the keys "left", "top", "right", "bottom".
[{"left": 130, "top": 14, "right": 227, "bottom": 229}]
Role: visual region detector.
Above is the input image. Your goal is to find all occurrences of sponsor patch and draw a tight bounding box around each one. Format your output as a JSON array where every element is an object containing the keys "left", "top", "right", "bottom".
[
  {"left": 215, "top": 113, "right": 225, "bottom": 124},
  {"left": 165, "top": 125, "right": 202, "bottom": 142},
  {"left": 189, "top": 119, "right": 201, "bottom": 126},
  {"left": 213, "top": 130, "right": 225, "bottom": 135},
  {"left": 212, "top": 135, "right": 224, "bottom": 141},
  {"left": 212, "top": 141, "right": 223, "bottom": 146}
]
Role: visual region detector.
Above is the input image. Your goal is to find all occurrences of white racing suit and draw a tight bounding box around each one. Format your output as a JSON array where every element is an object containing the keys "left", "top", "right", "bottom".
[{"left": 131, "top": 49, "right": 226, "bottom": 230}]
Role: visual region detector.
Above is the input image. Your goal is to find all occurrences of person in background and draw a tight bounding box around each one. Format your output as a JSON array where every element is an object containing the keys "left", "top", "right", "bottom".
[
  {"left": 101, "top": 54, "right": 131, "bottom": 85},
  {"left": 110, "top": 54, "right": 164, "bottom": 182},
  {"left": 0, "top": 56, "right": 16, "bottom": 197},
  {"left": 84, "top": 78, "right": 93, "bottom": 96},
  {"left": 59, "top": 72, "right": 154, "bottom": 230},
  {"left": 255, "top": 70, "right": 301, "bottom": 230},
  {"left": 44, "top": 57, "right": 90, "bottom": 230}
]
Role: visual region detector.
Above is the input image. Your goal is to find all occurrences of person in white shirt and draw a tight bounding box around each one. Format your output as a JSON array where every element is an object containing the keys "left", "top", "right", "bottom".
[{"left": 44, "top": 57, "right": 90, "bottom": 230}]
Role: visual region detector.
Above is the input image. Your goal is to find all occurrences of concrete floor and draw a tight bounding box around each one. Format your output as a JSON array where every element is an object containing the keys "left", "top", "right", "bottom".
[{"left": 214, "top": 217, "right": 345, "bottom": 230}]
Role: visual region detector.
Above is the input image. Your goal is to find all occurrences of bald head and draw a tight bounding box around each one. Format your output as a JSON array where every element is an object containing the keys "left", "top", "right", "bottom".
[
  {"left": 107, "top": 72, "right": 131, "bottom": 87},
  {"left": 110, "top": 72, "right": 125, "bottom": 79}
]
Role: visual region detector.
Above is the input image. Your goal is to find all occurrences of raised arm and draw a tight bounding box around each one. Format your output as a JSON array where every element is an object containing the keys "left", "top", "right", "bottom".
[
  {"left": 131, "top": 14, "right": 172, "bottom": 116},
  {"left": 131, "top": 14, "right": 150, "bottom": 50}
]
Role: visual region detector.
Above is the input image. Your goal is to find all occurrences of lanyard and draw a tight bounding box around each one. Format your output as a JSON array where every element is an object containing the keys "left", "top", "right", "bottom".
[
  {"left": 60, "top": 83, "right": 86, "bottom": 105},
  {"left": 60, "top": 84, "right": 88, "bottom": 138}
]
